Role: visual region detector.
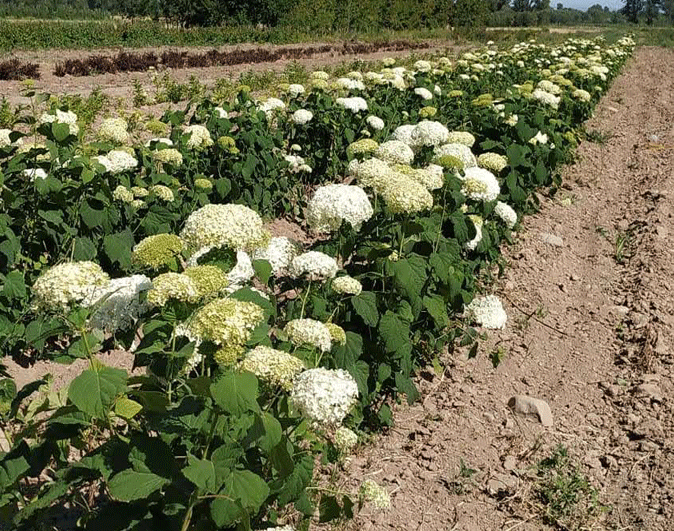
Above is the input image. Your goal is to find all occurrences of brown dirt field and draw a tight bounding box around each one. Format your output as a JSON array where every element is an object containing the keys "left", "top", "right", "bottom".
[
  {"left": 0, "top": 40, "right": 461, "bottom": 108},
  {"left": 316, "top": 46, "right": 674, "bottom": 531}
]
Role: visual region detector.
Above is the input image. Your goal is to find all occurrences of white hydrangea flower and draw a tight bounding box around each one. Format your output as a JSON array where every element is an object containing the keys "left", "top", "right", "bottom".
[
  {"left": 366, "top": 115, "right": 385, "bottom": 130},
  {"left": 332, "top": 276, "right": 362, "bottom": 296},
  {"left": 446, "top": 131, "right": 476, "bottom": 147},
  {"left": 284, "top": 154, "right": 312, "bottom": 173},
  {"left": 184, "top": 124, "right": 213, "bottom": 149},
  {"left": 306, "top": 184, "right": 373, "bottom": 233},
  {"left": 147, "top": 273, "right": 198, "bottom": 307},
  {"left": 97, "top": 149, "right": 138, "bottom": 174},
  {"left": 336, "top": 97, "right": 368, "bottom": 113},
  {"left": 531, "top": 89, "right": 561, "bottom": 110},
  {"left": 477, "top": 152, "right": 508, "bottom": 173},
  {"left": 434, "top": 143, "right": 477, "bottom": 168},
  {"left": 375, "top": 140, "right": 414, "bottom": 165},
  {"left": 284, "top": 319, "right": 332, "bottom": 352},
  {"left": 465, "top": 215, "right": 483, "bottom": 251},
  {"left": 380, "top": 174, "right": 433, "bottom": 214},
  {"left": 99, "top": 117, "right": 129, "bottom": 144},
  {"left": 258, "top": 97, "right": 286, "bottom": 119},
  {"left": 359, "top": 479, "right": 391, "bottom": 509},
  {"left": 40, "top": 109, "right": 79, "bottom": 136},
  {"left": 529, "top": 131, "right": 549, "bottom": 145},
  {"left": 292, "top": 109, "right": 313, "bottom": 125},
  {"left": 189, "top": 297, "right": 264, "bottom": 346},
  {"left": 460, "top": 167, "right": 500, "bottom": 202},
  {"left": 414, "top": 60, "right": 432, "bottom": 72},
  {"left": 82, "top": 274, "right": 151, "bottom": 332},
  {"left": 464, "top": 295, "right": 507, "bottom": 329},
  {"left": 0, "top": 129, "right": 21, "bottom": 148},
  {"left": 288, "top": 84, "right": 305, "bottom": 97},
  {"left": 23, "top": 168, "right": 47, "bottom": 181},
  {"left": 410, "top": 120, "right": 450, "bottom": 148},
  {"left": 572, "top": 89, "right": 591, "bottom": 102},
  {"left": 414, "top": 87, "right": 433, "bottom": 100},
  {"left": 180, "top": 204, "right": 269, "bottom": 252},
  {"left": 153, "top": 148, "right": 183, "bottom": 166},
  {"left": 252, "top": 236, "right": 297, "bottom": 275},
  {"left": 311, "top": 70, "right": 329, "bottom": 80},
  {"left": 391, "top": 164, "right": 444, "bottom": 191},
  {"left": 290, "top": 251, "right": 338, "bottom": 281},
  {"left": 240, "top": 346, "right": 305, "bottom": 391},
  {"left": 334, "top": 426, "right": 358, "bottom": 454},
  {"left": 225, "top": 251, "right": 255, "bottom": 292},
  {"left": 291, "top": 368, "right": 359, "bottom": 426},
  {"left": 537, "top": 79, "right": 562, "bottom": 95},
  {"left": 494, "top": 201, "right": 517, "bottom": 228},
  {"left": 214, "top": 107, "right": 228, "bottom": 119},
  {"left": 391, "top": 124, "right": 417, "bottom": 147},
  {"left": 336, "top": 78, "right": 365, "bottom": 91},
  {"left": 32, "top": 262, "right": 110, "bottom": 311},
  {"left": 150, "top": 185, "right": 174, "bottom": 202}
]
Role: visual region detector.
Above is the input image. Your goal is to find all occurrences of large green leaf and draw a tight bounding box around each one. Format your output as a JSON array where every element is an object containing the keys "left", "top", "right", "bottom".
[
  {"left": 350, "top": 291, "right": 379, "bottom": 327},
  {"left": 423, "top": 295, "right": 450, "bottom": 328},
  {"left": 103, "top": 230, "right": 134, "bottom": 268},
  {"left": 378, "top": 311, "right": 411, "bottom": 355},
  {"left": 210, "top": 372, "right": 260, "bottom": 416},
  {"left": 183, "top": 454, "right": 218, "bottom": 493},
  {"left": 244, "top": 412, "right": 282, "bottom": 453},
  {"left": 2, "top": 270, "right": 26, "bottom": 299},
  {"left": 68, "top": 366, "right": 128, "bottom": 419},
  {"left": 108, "top": 470, "right": 169, "bottom": 502},
  {"left": 391, "top": 255, "right": 427, "bottom": 300},
  {"left": 210, "top": 469, "right": 270, "bottom": 527}
]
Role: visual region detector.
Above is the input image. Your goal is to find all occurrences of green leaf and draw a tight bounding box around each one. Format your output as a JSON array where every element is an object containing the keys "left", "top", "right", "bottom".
[
  {"left": 350, "top": 291, "right": 379, "bottom": 327},
  {"left": 423, "top": 295, "right": 450, "bottom": 328},
  {"left": 429, "top": 251, "right": 456, "bottom": 284},
  {"left": 333, "top": 332, "right": 362, "bottom": 368},
  {"left": 391, "top": 255, "right": 427, "bottom": 300},
  {"left": 210, "top": 372, "right": 260, "bottom": 416},
  {"left": 114, "top": 397, "right": 143, "bottom": 419},
  {"left": 2, "top": 270, "right": 26, "bottom": 299},
  {"left": 395, "top": 372, "right": 420, "bottom": 404},
  {"left": 38, "top": 209, "right": 63, "bottom": 226},
  {"left": 245, "top": 412, "right": 282, "bottom": 453},
  {"left": 80, "top": 201, "right": 105, "bottom": 229},
  {"left": 378, "top": 311, "right": 411, "bottom": 355},
  {"left": 252, "top": 259, "right": 272, "bottom": 284},
  {"left": 210, "top": 469, "right": 270, "bottom": 527},
  {"left": 183, "top": 454, "right": 217, "bottom": 492},
  {"left": 319, "top": 495, "right": 341, "bottom": 523},
  {"left": 103, "top": 230, "right": 134, "bottom": 269},
  {"left": 68, "top": 366, "right": 128, "bottom": 419},
  {"left": 52, "top": 122, "right": 72, "bottom": 142},
  {"left": 72, "top": 237, "right": 97, "bottom": 261},
  {"left": 108, "top": 470, "right": 169, "bottom": 502}
]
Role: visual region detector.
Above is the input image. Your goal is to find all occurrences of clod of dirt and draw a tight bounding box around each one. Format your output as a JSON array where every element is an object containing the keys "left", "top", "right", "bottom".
[
  {"left": 508, "top": 395, "right": 554, "bottom": 426},
  {"left": 486, "top": 473, "right": 519, "bottom": 496}
]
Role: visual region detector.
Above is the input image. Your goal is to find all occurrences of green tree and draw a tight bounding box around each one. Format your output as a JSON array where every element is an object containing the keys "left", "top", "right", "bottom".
[{"left": 621, "top": 0, "right": 643, "bottom": 22}]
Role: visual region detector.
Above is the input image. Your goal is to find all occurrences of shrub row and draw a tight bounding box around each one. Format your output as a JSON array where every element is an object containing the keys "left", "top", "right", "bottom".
[{"left": 0, "top": 58, "right": 40, "bottom": 80}]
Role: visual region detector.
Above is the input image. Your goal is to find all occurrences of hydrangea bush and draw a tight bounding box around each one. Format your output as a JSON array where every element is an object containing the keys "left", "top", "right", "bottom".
[{"left": 0, "top": 35, "right": 635, "bottom": 530}]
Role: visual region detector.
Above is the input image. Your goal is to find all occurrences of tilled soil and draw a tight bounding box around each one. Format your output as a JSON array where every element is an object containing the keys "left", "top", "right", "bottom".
[
  {"left": 0, "top": 39, "right": 459, "bottom": 107},
  {"left": 327, "top": 46, "right": 674, "bottom": 531}
]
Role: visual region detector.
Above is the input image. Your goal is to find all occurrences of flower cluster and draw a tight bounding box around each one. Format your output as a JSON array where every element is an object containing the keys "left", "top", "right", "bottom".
[
  {"left": 99, "top": 117, "right": 129, "bottom": 144},
  {"left": 292, "top": 109, "right": 313, "bottom": 125},
  {"left": 225, "top": 251, "right": 255, "bottom": 292},
  {"left": 531, "top": 88, "right": 561, "bottom": 109},
  {"left": 494, "top": 201, "right": 518, "bottom": 229},
  {"left": 189, "top": 297, "right": 264, "bottom": 346},
  {"left": 380, "top": 174, "right": 433, "bottom": 214},
  {"left": 447, "top": 131, "right": 476, "bottom": 147},
  {"left": 252, "top": 236, "right": 297, "bottom": 274},
  {"left": 464, "top": 295, "right": 507, "bottom": 329},
  {"left": 336, "top": 97, "right": 368, "bottom": 113},
  {"left": 465, "top": 215, "right": 483, "bottom": 251},
  {"left": 39, "top": 109, "right": 79, "bottom": 136},
  {"left": 153, "top": 148, "right": 183, "bottom": 166},
  {"left": 477, "top": 152, "right": 508, "bottom": 173},
  {"left": 150, "top": 185, "right": 175, "bottom": 202},
  {"left": 0, "top": 129, "right": 20, "bottom": 148},
  {"left": 414, "top": 87, "right": 433, "bottom": 100},
  {"left": 180, "top": 204, "right": 269, "bottom": 252},
  {"left": 290, "top": 251, "right": 339, "bottom": 281},
  {"left": 132, "top": 234, "right": 184, "bottom": 269},
  {"left": 184, "top": 124, "right": 213, "bottom": 149},
  {"left": 147, "top": 273, "right": 198, "bottom": 307},
  {"left": 240, "top": 346, "right": 305, "bottom": 391},
  {"left": 359, "top": 480, "right": 391, "bottom": 509},
  {"left": 366, "top": 115, "right": 385, "bottom": 130},
  {"left": 32, "top": 261, "right": 109, "bottom": 311},
  {"left": 375, "top": 140, "right": 414, "bottom": 165},
  {"left": 433, "top": 143, "right": 477, "bottom": 169},
  {"left": 284, "top": 319, "right": 333, "bottom": 352},
  {"left": 409, "top": 120, "right": 450, "bottom": 148},
  {"left": 83, "top": 274, "right": 151, "bottom": 332},
  {"left": 326, "top": 322, "right": 346, "bottom": 345},
  {"left": 460, "top": 167, "right": 500, "bottom": 202},
  {"left": 95, "top": 149, "right": 138, "bottom": 174},
  {"left": 306, "top": 184, "right": 373, "bottom": 233},
  {"left": 290, "top": 368, "right": 359, "bottom": 427},
  {"left": 284, "top": 154, "right": 312, "bottom": 174},
  {"left": 334, "top": 426, "right": 358, "bottom": 454},
  {"left": 347, "top": 139, "right": 379, "bottom": 158},
  {"left": 332, "top": 276, "right": 362, "bottom": 296},
  {"left": 183, "top": 265, "right": 229, "bottom": 298}
]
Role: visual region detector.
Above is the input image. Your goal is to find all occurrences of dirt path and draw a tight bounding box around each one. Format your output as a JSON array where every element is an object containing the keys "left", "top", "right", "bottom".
[{"left": 329, "top": 46, "right": 674, "bottom": 531}]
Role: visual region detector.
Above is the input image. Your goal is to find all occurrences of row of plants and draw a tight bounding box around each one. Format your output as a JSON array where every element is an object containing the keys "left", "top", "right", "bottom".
[
  {"left": 0, "top": 58, "right": 40, "bottom": 81},
  {"left": 53, "top": 41, "right": 429, "bottom": 78},
  {"left": 0, "top": 35, "right": 635, "bottom": 530}
]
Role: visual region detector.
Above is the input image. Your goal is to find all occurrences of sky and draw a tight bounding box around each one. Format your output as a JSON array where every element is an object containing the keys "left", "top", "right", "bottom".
[{"left": 559, "top": 0, "right": 624, "bottom": 9}]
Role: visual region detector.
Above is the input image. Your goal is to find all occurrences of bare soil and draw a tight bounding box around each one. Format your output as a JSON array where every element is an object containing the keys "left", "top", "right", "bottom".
[
  {"left": 0, "top": 39, "right": 459, "bottom": 107},
  {"left": 323, "top": 46, "right": 674, "bottom": 531}
]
